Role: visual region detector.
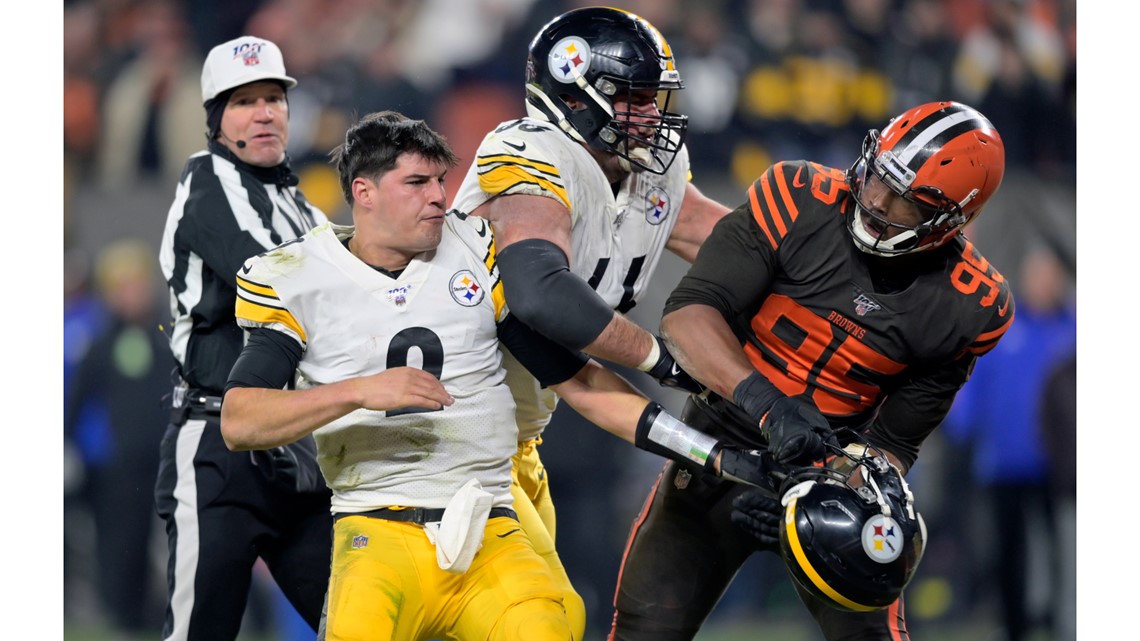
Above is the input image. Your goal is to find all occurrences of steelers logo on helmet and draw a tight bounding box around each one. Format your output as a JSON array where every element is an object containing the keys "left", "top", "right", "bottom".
[
  {"left": 775, "top": 438, "right": 927, "bottom": 613},
  {"left": 861, "top": 514, "right": 904, "bottom": 563},
  {"left": 524, "top": 6, "right": 688, "bottom": 175},
  {"left": 548, "top": 36, "right": 592, "bottom": 84},
  {"left": 449, "top": 270, "right": 485, "bottom": 307}
]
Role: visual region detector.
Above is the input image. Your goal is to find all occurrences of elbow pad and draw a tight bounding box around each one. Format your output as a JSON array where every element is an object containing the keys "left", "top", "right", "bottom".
[{"left": 496, "top": 238, "right": 615, "bottom": 351}]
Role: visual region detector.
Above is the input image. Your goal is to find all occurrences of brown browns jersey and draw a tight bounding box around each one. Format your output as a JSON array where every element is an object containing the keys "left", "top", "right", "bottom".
[{"left": 665, "top": 160, "right": 1014, "bottom": 469}]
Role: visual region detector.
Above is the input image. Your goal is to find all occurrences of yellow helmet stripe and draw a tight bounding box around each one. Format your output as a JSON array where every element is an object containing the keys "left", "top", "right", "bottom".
[
  {"left": 784, "top": 497, "right": 877, "bottom": 612},
  {"left": 613, "top": 6, "right": 676, "bottom": 65}
]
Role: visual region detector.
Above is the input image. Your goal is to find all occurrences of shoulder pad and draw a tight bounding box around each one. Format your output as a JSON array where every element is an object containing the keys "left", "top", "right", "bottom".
[
  {"left": 951, "top": 240, "right": 1015, "bottom": 356},
  {"left": 747, "top": 160, "right": 847, "bottom": 251},
  {"left": 473, "top": 119, "right": 572, "bottom": 210}
]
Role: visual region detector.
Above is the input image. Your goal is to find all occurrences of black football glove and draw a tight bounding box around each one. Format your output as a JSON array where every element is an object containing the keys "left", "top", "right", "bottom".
[
  {"left": 251, "top": 437, "right": 327, "bottom": 494},
  {"left": 644, "top": 335, "right": 704, "bottom": 394},
  {"left": 760, "top": 396, "right": 837, "bottom": 465},
  {"left": 710, "top": 443, "right": 780, "bottom": 489},
  {"left": 730, "top": 489, "right": 783, "bottom": 552}
]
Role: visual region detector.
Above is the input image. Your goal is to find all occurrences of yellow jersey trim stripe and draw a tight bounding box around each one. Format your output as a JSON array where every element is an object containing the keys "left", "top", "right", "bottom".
[
  {"left": 477, "top": 164, "right": 571, "bottom": 211},
  {"left": 235, "top": 277, "right": 307, "bottom": 343},
  {"left": 236, "top": 275, "right": 277, "bottom": 299},
  {"left": 474, "top": 152, "right": 567, "bottom": 207},
  {"left": 476, "top": 153, "right": 561, "bottom": 178}
]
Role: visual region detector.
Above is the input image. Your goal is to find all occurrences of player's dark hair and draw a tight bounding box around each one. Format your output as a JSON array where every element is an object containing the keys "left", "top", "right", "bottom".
[{"left": 331, "top": 110, "right": 459, "bottom": 205}]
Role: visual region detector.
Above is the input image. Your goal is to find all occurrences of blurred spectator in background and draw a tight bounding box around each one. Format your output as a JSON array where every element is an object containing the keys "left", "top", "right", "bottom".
[
  {"left": 730, "top": 0, "right": 894, "bottom": 186},
  {"left": 953, "top": 0, "right": 1066, "bottom": 102},
  {"left": 340, "top": 0, "right": 436, "bottom": 121},
  {"left": 1040, "top": 351, "right": 1076, "bottom": 641},
  {"left": 880, "top": 0, "right": 959, "bottom": 112},
  {"left": 396, "top": 0, "right": 539, "bottom": 89},
  {"left": 64, "top": 2, "right": 105, "bottom": 187},
  {"left": 184, "top": 0, "right": 264, "bottom": 56},
  {"left": 63, "top": 247, "right": 110, "bottom": 623},
  {"left": 95, "top": 0, "right": 204, "bottom": 190},
  {"left": 952, "top": 0, "right": 1069, "bottom": 175},
  {"left": 672, "top": 0, "right": 751, "bottom": 174},
  {"left": 943, "top": 243, "right": 1076, "bottom": 641},
  {"left": 64, "top": 239, "right": 173, "bottom": 640}
]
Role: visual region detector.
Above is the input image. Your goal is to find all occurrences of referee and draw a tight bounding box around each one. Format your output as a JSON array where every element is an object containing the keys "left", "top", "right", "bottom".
[{"left": 155, "top": 36, "right": 331, "bottom": 641}]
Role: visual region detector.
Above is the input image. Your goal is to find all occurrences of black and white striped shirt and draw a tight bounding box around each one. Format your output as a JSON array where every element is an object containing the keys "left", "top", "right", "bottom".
[{"left": 159, "top": 140, "right": 328, "bottom": 394}]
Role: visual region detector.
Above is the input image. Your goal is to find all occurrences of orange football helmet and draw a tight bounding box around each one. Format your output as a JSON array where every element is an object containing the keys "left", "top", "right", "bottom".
[{"left": 846, "top": 101, "right": 1005, "bottom": 257}]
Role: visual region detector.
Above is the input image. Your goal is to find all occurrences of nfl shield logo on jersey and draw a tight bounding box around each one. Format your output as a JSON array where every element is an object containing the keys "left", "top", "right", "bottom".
[
  {"left": 352, "top": 534, "right": 369, "bottom": 549},
  {"left": 853, "top": 293, "right": 882, "bottom": 317},
  {"left": 674, "top": 468, "right": 692, "bottom": 490},
  {"left": 387, "top": 284, "right": 412, "bottom": 307}
]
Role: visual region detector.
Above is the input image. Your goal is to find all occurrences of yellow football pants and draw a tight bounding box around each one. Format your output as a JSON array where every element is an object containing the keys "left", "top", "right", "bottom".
[
  {"left": 324, "top": 512, "right": 571, "bottom": 641},
  {"left": 511, "top": 438, "right": 586, "bottom": 641}
]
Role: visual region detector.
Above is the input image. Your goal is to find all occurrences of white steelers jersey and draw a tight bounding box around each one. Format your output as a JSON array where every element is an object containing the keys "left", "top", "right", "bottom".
[
  {"left": 234, "top": 216, "right": 519, "bottom": 514},
  {"left": 449, "top": 117, "right": 691, "bottom": 440}
]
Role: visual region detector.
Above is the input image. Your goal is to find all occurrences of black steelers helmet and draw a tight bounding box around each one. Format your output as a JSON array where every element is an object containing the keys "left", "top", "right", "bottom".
[
  {"left": 525, "top": 6, "right": 687, "bottom": 174},
  {"left": 777, "top": 440, "right": 927, "bottom": 612}
]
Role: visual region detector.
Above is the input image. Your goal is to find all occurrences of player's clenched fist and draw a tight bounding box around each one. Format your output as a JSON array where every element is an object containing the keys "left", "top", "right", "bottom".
[{"left": 760, "top": 396, "right": 837, "bottom": 464}]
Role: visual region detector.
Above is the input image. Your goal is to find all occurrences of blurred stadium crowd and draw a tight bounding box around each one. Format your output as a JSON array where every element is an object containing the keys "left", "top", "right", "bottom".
[{"left": 62, "top": 1, "right": 1077, "bottom": 640}]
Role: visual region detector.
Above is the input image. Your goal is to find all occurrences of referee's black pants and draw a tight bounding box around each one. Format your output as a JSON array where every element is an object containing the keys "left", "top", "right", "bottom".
[{"left": 154, "top": 414, "right": 332, "bottom": 641}]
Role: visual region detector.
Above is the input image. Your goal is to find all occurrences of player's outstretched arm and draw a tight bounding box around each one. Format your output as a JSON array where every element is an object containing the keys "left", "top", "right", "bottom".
[
  {"left": 485, "top": 193, "right": 688, "bottom": 386},
  {"left": 665, "top": 182, "right": 731, "bottom": 263},
  {"left": 550, "top": 360, "right": 774, "bottom": 489},
  {"left": 221, "top": 368, "right": 453, "bottom": 451},
  {"left": 661, "top": 303, "right": 757, "bottom": 401}
]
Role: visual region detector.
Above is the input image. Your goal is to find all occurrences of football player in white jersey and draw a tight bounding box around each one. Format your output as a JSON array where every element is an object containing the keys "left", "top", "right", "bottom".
[
  {"left": 219, "top": 111, "right": 770, "bottom": 641},
  {"left": 448, "top": 7, "right": 732, "bottom": 636}
]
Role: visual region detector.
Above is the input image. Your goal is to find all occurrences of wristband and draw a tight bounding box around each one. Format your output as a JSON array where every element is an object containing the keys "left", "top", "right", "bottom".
[
  {"left": 732, "top": 371, "right": 784, "bottom": 425},
  {"left": 634, "top": 402, "right": 720, "bottom": 469},
  {"left": 636, "top": 336, "right": 662, "bottom": 372}
]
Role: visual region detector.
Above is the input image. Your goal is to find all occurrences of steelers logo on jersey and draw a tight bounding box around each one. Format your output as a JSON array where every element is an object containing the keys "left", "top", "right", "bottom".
[
  {"left": 549, "top": 36, "right": 591, "bottom": 84},
  {"left": 861, "top": 514, "right": 903, "bottom": 563},
  {"left": 645, "top": 188, "right": 671, "bottom": 225},
  {"left": 450, "top": 270, "right": 486, "bottom": 307}
]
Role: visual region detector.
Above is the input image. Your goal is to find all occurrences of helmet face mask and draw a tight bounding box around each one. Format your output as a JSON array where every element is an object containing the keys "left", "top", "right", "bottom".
[
  {"left": 525, "top": 7, "right": 688, "bottom": 175},
  {"left": 845, "top": 101, "right": 1005, "bottom": 257},
  {"left": 777, "top": 441, "right": 927, "bottom": 612}
]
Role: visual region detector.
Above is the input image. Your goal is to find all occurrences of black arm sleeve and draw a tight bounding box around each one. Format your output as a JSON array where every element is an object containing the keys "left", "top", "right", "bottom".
[
  {"left": 495, "top": 238, "right": 615, "bottom": 351},
  {"left": 866, "top": 354, "right": 977, "bottom": 472},
  {"left": 497, "top": 313, "right": 589, "bottom": 388},
  {"left": 663, "top": 203, "right": 777, "bottom": 318},
  {"left": 225, "top": 328, "right": 303, "bottom": 394}
]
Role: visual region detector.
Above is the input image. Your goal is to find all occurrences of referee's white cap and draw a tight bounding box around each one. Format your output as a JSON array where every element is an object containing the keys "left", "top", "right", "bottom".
[{"left": 201, "top": 35, "right": 297, "bottom": 104}]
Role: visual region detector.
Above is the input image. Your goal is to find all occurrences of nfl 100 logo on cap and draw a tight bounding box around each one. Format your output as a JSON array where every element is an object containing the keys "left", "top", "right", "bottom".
[
  {"left": 233, "top": 41, "right": 266, "bottom": 65},
  {"left": 201, "top": 35, "right": 298, "bottom": 103}
]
